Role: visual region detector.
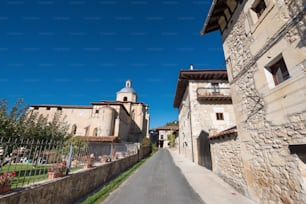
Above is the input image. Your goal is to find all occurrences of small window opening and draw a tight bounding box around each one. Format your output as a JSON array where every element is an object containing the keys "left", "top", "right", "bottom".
[
  {"left": 93, "top": 128, "right": 98, "bottom": 136},
  {"left": 267, "top": 57, "right": 290, "bottom": 85},
  {"left": 289, "top": 145, "right": 306, "bottom": 189},
  {"left": 46, "top": 107, "right": 51, "bottom": 110},
  {"left": 85, "top": 126, "right": 90, "bottom": 136},
  {"left": 123, "top": 97, "right": 128, "bottom": 102},
  {"left": 216, "top": 113, "right": 224, "bottom": 120},
  {"left": 71, "top": 124, "right": 77, "bottom": 135},
  {"left": 95, "top": 109, "right": 99, "bottom": 114},
  {"left": 252, "top": 0, "right": 267, "bottom": 18}
]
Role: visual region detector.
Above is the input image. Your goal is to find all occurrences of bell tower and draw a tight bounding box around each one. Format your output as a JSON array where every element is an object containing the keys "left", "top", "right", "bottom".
[{"left": 116, "top": 80, "right": 137, "bottom": 103}]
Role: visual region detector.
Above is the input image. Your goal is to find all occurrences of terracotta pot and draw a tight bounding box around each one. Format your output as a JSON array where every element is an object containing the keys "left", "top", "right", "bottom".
[
  {"left": 0, "top": 185, "right": 11, "bottom": 194},
  {"left": 48, "top": 171, "right": 64, "bottom": 179}
]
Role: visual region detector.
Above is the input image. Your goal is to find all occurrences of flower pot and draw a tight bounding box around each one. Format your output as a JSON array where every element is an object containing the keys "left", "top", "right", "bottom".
[
  {"left": 0, "top": 185, "right": 11, "bottom": 194},
  {"left": 84, "top": 157, "right": 95, "bottom": 169},
  {"left": 48, "top": 171, "right": 64, "bottom": 179}
]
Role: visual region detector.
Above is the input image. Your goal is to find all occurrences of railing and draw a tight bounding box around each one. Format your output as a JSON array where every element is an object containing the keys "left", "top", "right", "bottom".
[
  {"left": 0, "top": 137, "right": 138, "bottom": 192},
  {"left": 197, "top": 87, "right": 232, "bottom": 100}
]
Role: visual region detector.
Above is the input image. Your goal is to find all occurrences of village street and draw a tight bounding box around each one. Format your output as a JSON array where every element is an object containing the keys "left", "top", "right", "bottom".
[{"left": 101, "top": 149, "right": 255, "bottom": 204}]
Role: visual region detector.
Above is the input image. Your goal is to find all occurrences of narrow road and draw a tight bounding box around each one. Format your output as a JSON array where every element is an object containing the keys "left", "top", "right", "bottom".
[{"left": 102, "top": 149, "right": 204, "bottom": 204}]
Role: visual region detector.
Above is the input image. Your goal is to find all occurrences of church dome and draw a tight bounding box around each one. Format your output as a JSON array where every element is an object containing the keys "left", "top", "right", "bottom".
[
  {"left": 119, "top": 87, "right": 136, "bottom": 93},
  {"left": 118, "top": 80, "right": 136, "bottom": 94}
]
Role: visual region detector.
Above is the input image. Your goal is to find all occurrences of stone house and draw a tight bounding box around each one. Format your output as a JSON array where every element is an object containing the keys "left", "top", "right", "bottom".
[
  {"left": 150, "top": 125, "right": 179, "bottom": 148},
  {"left": 173, "top": 67, "right": 236, "bottom": 169},
  {"left": 202, "top": 0, "right": 306, "bottom": 203},
  {"left": 29, "top": 80, "right": 150, "bottom": 143}
]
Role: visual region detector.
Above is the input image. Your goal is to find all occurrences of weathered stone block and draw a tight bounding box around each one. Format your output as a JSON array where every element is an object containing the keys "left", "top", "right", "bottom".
[
  {"left": 270, "top": 152, "right": 286, "bottom": 167},
  {"left": 289, "top": 115, "right": 301, "bottom": 123},
  {"left": 281, "top": 195, "right": 292, "bottom": 204}
]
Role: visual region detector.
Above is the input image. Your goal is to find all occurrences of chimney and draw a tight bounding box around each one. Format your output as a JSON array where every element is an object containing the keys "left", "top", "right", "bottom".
[{"left": 190, "top": 64, "right": 194, "bottom": 70}]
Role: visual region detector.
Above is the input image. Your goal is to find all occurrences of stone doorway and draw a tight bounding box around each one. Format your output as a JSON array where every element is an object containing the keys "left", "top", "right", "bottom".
[{"left": 197, "top": 130, "right": 212, "bottom": 170}]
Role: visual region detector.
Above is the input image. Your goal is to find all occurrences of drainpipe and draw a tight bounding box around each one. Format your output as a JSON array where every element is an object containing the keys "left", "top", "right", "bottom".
[{"left": 188, "top": 90, "right": 195, "bottom": 163}]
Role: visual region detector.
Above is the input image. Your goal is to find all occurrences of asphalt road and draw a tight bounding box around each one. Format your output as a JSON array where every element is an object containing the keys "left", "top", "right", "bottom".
[{"left": 101, "top": 149, "right": 204, "bottom": 204}]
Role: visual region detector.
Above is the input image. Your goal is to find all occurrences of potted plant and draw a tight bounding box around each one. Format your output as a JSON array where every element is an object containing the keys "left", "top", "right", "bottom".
[
  {"left": 0, "top": 172, "right": 16, "bottom": 194},
  {"left": 84, "top": 154, "right": 95, "bottom": 169},
  {"left": 99, "top": 155, "right": 111, "bottom": 164},
  {"left": 48, "top": 161, "right": 66, "bottom": 179}
]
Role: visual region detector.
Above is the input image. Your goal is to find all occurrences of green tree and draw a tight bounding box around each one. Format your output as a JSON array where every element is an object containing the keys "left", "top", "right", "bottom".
[
  {"left": 0, "top": 98, "right": 70, "bottom": 141},
  {"left": 141, "top": 137, "right": 151, "bottom": 146},
  {"left": 165, "top": 120, "right": 178, "bottom": 126},
  {"left": 167, "top": 133, "right": 176, "bottom": 148}
]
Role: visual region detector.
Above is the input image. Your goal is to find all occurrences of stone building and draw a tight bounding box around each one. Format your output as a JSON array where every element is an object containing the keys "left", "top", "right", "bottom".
[
  {"left": 173, "top": 67, "right": 236, "bottom": 169},
  {"left": 202, "top": 0, "right": 306, "bottom": 203},
  {"left": 150, "top": 125, "right": 179, "bottom": 148},
  {"left": 29, "top": 80, "right": 150, "bottom": 143}
]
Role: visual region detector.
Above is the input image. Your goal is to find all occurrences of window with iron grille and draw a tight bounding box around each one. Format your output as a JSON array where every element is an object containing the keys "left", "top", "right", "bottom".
[{"left": 211, "top": 83, "right": 220, "bottom": 94}]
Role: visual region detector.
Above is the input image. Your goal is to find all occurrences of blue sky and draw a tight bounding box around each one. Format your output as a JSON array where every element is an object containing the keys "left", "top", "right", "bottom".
[{"left": 0, "top": 0, "right": 224, "bottom": 128}]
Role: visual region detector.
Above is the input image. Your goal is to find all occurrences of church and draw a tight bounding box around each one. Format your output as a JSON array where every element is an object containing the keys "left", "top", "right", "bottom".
[{"left": 29, "top": 80, "right": 150, "bottom": 143}]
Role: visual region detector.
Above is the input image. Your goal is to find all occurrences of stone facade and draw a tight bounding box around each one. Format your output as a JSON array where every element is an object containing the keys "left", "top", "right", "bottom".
[
  {"left": 29, "top": 80, "right": 149, "bottom": 143},
  {"left": 174, "top": 69, "right": 236, "bottom": 166},
  {"left": 202, "top": 0, "right": 306, "bottom": 203}
]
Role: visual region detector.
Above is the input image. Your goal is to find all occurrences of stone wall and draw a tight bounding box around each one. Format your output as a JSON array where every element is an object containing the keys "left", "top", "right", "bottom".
[
  {"left": 0, "top": 146, "right": 152, "bottom": 204},
  {"left": 138, "top": 145, "right": 152, "bottom": 160},
  {"left": 178, "top": 89, "right": 194, "bottom": 162},
  {"left": 210, "top": 133, "right": 247, "bottom": 195},
  {"left": 221, "top": 0, "right": 306, "bottom": 203}
]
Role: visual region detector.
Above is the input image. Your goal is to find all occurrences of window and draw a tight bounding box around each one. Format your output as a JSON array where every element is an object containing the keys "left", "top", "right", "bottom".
[
  {"left": 216, "top": 113, "right": 224, "bottom": 120},
  {"left": 289, "top": 144, "right": 306, "bottom": 189},
  {"left": 211, "top": 83, "right": 220, "bottom": 94},
  {"left": 252, "top": 0, "right": 267, "bottom": 18},
  {"left": 71, "top": 124, "right": 77, "bottom": 135},
  {"left": 123, "top": 97, "right": 128, "bottom": 102},
  {"left": 57, "top": 107, "right": 62, "bottom": 111},
  {"left": 46, "top": 107, "right": 51, "bottom": 110},
  {"left": 84, "top": 126, "right": 90, "bottom": 136},
  {"left": 95, "top": 109, "right": 99, "bottom": 114},
  {"left": 93, "top": 128, "right": 98, "bottom": 136},
  {"left": 267, "top": 57, "right": 289, "bottom": 85}
]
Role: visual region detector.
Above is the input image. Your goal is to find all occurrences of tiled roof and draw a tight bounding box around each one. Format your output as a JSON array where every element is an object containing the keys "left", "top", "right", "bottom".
[
  {"left": 30, "top": 104, "right": 92, "bottom": 109},
  {"left": 209, "top": 126, "right": 237, "bottom": 139},
  {"left": 173, "top": 69, "right": 228, "bottom": 108},
  {"left": 201, "top": 0, "right": 240, "bottom": 34},
  {"left": 75, "top": 136, "right": 120, "bottom": 143}
]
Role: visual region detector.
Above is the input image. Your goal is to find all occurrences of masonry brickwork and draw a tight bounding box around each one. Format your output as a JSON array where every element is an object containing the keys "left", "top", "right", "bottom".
[
  {"left": 202, "top": 0, "right": 306, "bottom": 203},
  {"left": 210, "top": 133, "right": 248, "bottom": 195},
  {"left": 209, "top": 0, "right": 306, "bottom": 203}
]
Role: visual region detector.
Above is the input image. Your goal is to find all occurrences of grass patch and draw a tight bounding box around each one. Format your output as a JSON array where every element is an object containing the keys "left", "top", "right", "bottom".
[
  {"left": 81, "top": 153, "right": 154, "bottom": 204},
  {"left": 2, "top": 163, "right": 83, "bottom": 188}
]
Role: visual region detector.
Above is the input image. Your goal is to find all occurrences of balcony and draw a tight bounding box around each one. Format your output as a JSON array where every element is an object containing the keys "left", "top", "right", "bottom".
[{"left": 197, "top": 87, "right": 232, "bottom": 103}]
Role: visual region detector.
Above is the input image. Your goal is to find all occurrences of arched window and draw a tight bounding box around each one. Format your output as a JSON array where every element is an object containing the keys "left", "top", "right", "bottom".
[
  {"left": 71, "top": 124, "right": 77, "bottom": 135},
  {"left": 123, "top": 96, "right": 128, "bottom": 102},
  {"left": 84, "top": 126, "right": 90, "bottom": 136},
  {"left": 93, "top": 128, "right": 98, "bottom": 136}
]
